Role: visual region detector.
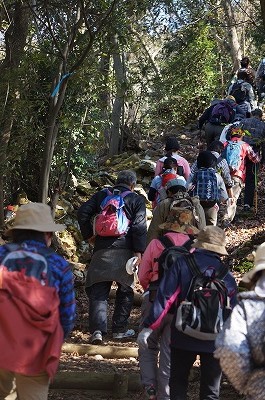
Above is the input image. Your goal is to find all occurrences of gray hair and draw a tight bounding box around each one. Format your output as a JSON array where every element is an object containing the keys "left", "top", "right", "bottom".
[{"left": 116, "top": 170, "right": 137, "bottom": 186}]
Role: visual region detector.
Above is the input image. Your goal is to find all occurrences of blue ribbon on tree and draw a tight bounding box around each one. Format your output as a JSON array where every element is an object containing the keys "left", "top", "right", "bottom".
[{"left": 51, "top": 72, "right": 74, "bottom": 97}]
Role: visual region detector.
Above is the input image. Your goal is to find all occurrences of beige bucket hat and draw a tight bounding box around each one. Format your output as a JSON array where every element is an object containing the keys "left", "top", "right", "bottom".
[
  {"left": 191, "top": 226, "right": 228, "bottom": 256},
  {"left": 241, "top": 242, "right": 265, "bottom": 287},
  {"left": 5, "top": 203, "right": 65, "bottom": 235},
  {"left": 159, "top": 207, "right": 199, "bottom": 236}
]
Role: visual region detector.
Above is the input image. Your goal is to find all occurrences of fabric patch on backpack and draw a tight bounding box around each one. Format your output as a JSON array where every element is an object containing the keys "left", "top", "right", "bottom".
[
  {"left": 0, "top": 244, "right": 53, "bottom": 286},
  {"left": 175, "top": 257, "right": 231, "bottom": 340},
  {"left": 193, "top": 168, "right": 218, "bottom": 202},
  {"left": 210, "top": 101, "right": 234, "bottom": 125},
  {"left": 223, "top": 141, "right": 244, "bottom": 172},
  {"left": 230, "top": 82, "right": 247, "bottom": 104},
  {"left": 94, "top": 190, "right": 131, "bottom": 237}
]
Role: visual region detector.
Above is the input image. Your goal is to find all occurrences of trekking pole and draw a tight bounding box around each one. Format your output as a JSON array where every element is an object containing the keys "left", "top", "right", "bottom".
[{"left": 254, "top": 163, "right": 258, "bottom": 215}]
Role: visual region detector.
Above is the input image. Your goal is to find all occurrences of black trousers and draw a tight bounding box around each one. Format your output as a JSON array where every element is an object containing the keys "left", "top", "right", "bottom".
[
  {"left": 86, "top": 281, "right": 134, "bottom": 334},
  {"left": 244, "top": 158, "right": 259, "bottom": 207},
  {"left": 169, "top": 347, "right": 222, "bottom": 400}
]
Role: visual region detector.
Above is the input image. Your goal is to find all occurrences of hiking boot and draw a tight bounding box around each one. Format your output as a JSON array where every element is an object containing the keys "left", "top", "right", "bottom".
[
  {"left": 112, "top": 329, "right": 135, "bottom": 340},
  {"left": 90, "top": 330, "right": 103, "bottom": 345},
  {"left": 144, "top": 385, "right": 157, "bottom": 400}
]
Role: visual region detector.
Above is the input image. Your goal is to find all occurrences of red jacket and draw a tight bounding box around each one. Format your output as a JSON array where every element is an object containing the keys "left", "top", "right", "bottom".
[{"left": 0, "top": 267, "right": 63, "bottom": 378}]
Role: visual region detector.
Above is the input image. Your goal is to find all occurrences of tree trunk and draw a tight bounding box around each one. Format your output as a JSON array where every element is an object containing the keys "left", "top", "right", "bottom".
[
  {"left": 260, "top": 0, "right": 265, "bottom": 30},
  {"left": 222, "top": 0, "right": 242, "bottom": 72},
  {"left": 109, "top": 34, "right": 127, "bottom": 157},
  {"left": 0, "top": 1, "right": 30, "bottom": 229}
]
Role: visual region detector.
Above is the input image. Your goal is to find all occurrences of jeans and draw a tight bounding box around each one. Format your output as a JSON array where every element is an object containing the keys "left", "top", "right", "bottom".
[
  {"left": 170, "top": 348, "right": 222, "bottom": 400},
  {"left": 86, "top": 281, "right": 134, "bottom": 334}
]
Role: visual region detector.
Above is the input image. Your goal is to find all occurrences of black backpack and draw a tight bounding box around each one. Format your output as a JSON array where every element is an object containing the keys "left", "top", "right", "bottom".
[
  {"left": 148, "top": 236, "right": 194, "bottom": 301},
  {"left": 230, "top": 81, "right": 247, "bottom": 104},
  {"left": 175, "top": 255, "right": 232, "bottom": 340}
]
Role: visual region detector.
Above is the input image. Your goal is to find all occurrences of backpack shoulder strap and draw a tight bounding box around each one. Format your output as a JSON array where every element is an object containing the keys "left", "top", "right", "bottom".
[
  {"left": 120, "top": 190, "right": 132, "bottom": 198},
  {"left": 184, "top": 253, "right": 202, "bottom": 277},
  {"left": 216, "top": 263, "right": 229, "bottom": 280},
  {"left": 157, "top": 235, "right": 175, "bottom": 249}
]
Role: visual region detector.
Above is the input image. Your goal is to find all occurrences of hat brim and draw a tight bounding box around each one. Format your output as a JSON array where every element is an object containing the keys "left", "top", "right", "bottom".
[
  {"left": 5, "top": 222, "right": 65, "bottom": 237},
  {"left": 241, "top": 264, "right": 265, "bottom": 287},
  {"left": 191, "top": 241, "right": 228, "bottom": 256},
  {"left": 159, "top": 222, "right": 199, "bottom": 235}
]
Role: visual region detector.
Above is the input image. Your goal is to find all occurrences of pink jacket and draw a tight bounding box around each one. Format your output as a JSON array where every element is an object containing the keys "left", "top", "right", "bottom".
[
  {"left": 138, "top": 232, "right": 192, "bottom": 291},
  {"left": 155, "top": 153, "right": 191, "bottom": 180}
]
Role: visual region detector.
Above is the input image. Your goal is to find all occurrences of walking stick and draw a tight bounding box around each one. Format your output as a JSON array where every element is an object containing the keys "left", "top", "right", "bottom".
[{"left": 254, "top": 163, "right": 258, "bottom": 215}]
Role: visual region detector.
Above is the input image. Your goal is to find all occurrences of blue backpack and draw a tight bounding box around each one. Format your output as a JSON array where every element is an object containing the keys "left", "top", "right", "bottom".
[
  {"left": 223, "top": 141, "right": 244, "bottom": 172},
  {"left": 193, "top": 168, "right": 218, "bottom": 202},
  {"left": 0, "top": 244, "right": 54, "bottom": 286}
]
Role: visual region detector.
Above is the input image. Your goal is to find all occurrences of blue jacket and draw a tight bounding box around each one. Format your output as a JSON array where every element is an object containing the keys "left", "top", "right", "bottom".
[{"left": 143, "top": 248, "right": 237, "bottom": 353}]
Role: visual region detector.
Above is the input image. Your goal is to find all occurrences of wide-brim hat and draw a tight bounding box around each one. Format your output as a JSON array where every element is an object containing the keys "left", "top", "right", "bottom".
[
  {"left": 241, "top": 243, "right": 265, "bottom": 287},
  {"left": 191, "top": 226, "right": 228, "bottom": 255},
  {"left": 5, "top": 203, "right": 65, "bottom": 236},
  {"left": 159, "top": 207, "right": 199, "bottom": 235}
]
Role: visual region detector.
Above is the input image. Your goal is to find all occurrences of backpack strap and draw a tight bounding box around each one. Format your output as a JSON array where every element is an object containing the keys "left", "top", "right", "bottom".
[
  {"left": 185, "top": 253, "right": 228, "bottom": 280},
  {"left": 157, "top": 235, "right": 175, "bottom": 249}
]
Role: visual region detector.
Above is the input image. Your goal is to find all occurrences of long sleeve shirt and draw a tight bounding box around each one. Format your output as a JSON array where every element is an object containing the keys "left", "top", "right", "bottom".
[
  {"left": 155, "top": 153, "right": 191, "bottom": 179},
  {"left": 138, "top": 232, "right": 191, "bottom": 291}
]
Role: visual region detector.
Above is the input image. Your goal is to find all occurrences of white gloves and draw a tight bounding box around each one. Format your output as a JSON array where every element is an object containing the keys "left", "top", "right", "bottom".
[{"left": 136, "top": 328, "right": 153, "bottom": 349}]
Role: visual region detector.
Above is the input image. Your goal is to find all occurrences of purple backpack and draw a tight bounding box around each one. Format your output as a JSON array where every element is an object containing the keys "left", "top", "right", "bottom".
[{"left": 209, "top": 101, "right": 235, "bottom": 125}]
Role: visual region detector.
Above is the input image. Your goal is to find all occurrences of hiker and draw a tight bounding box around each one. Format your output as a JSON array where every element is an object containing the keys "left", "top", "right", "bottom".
[
  {"left": 0, "top": 203, "right": 76, "bottom": 400},
  {"left": 222, "top": 126, "right": 260, "bottom": 226},
  {"left": 137, "top": 226, "right": 237, "bottom": 400},
  {"left": 77, "top": 170, "right": 147, "bottom": 344},
  {"left": 154, "top": 136, "right": 191, "bottom": 180},
  {"left": 147, "top": 178, "right": 206, "bottom": 244},
  {"left": 255, "top": 58, "right": 265, "bottom": 105},
  {"left": 138, "top": 208, "right": 198, "bottom": 400},
  {"left": 227, "top": 70, "right": 256, "bottom": 111},
  {"left": 190, "top": 140, "right": 233, "bottom": 195},
  {"left": 240, "top": 108, "right": 265, "bottom": 211},
  {"left": 198, "top": 96, "right": 239, "bottom": 146},
  {"left": 148, "top": 156, "right": 186, "bottom": 209},
  {"left": 187, "top": 151, "right": 229, "bottom": 226},
  {"left": 230, "top": 56, "right": 256, "bottom": 89},
  {"left": 219, "top": 119, "right": 245, "bottom": 143},
  {"left": 215, "top": 242, "right": 265, "bottom": 400}
]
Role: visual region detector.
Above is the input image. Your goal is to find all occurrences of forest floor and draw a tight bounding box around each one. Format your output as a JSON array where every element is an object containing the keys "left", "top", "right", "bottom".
[{"left": 48, "top": 131, "right": 265, "bottom": 400}]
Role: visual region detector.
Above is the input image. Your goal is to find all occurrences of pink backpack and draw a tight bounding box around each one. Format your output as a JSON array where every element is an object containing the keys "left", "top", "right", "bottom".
[{"left": 94, "top": 189, "right": 131, "bottom": 237}]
